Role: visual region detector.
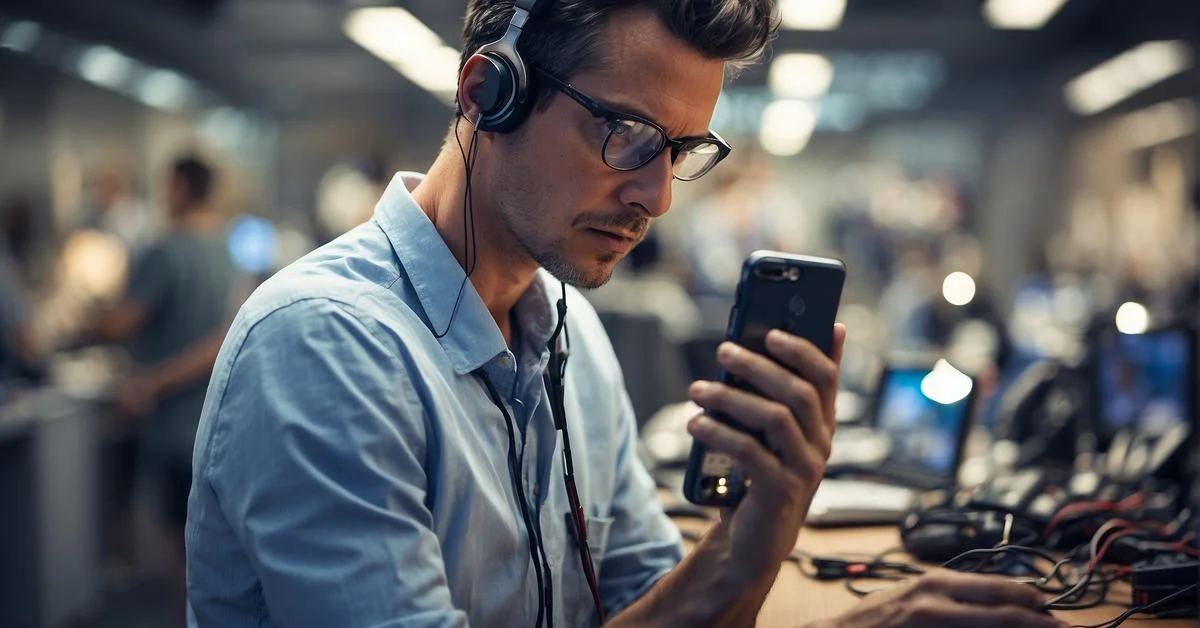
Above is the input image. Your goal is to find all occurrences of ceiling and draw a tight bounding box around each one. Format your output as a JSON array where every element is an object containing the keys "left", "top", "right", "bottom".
[{"left": 1, "top": 0, "right": 1196, "bottom": 123}]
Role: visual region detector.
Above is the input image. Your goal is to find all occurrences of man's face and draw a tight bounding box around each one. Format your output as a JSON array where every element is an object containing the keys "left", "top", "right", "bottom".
[
  {"left": 484, "top": 7, "right": 725, "bottom": 289},
  {"left": 166, "top": 172, "right": 188, "bottom": 216}
]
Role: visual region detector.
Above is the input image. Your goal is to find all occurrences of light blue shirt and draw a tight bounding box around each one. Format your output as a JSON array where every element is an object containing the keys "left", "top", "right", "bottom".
[{"left": 186, "top": 173, "right": 683, "bottom": 627}]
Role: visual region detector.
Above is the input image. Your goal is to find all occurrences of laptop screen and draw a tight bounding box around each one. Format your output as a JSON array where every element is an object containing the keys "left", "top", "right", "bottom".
[
  {"left": 875, "top": 363, "right": 975, "bottom": 478},
  {"left": 1096, "top": 330, "right": 1192, "bottom": 439}
]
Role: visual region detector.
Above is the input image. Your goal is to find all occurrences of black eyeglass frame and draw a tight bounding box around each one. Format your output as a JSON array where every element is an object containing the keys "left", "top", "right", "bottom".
[{"left": 532, "top": 65, "right": 732, "bottom": 181}]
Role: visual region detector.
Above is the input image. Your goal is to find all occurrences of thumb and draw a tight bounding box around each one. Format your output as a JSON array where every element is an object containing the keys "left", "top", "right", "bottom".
[{"left": 830, "top": 323, "right": 847, "bottom": 365}]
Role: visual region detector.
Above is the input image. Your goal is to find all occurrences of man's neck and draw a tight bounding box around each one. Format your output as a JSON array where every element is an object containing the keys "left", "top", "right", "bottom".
[
  {"left": 174, "top": 207, "right": 222, "bottom": 233},
  {"left": 411, "top": 139, "right": 541, "bottom": 345}
]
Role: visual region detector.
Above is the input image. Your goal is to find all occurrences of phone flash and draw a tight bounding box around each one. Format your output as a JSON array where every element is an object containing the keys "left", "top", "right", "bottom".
[{"left": 786, "top": 267, "right": 801, "bottom": 281}]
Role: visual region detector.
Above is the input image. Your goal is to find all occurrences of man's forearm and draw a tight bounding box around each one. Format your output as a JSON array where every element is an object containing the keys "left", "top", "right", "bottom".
[
  {"left": 148, "top": 329, "right": 226, "bottom": 396},
  {"left": 608, "top": 522, "right": 779, "bottom": 627}
]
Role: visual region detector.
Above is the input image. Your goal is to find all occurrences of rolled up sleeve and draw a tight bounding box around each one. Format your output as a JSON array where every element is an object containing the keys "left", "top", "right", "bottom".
[{"left": 203, "top": 298, "right": 467, "bottom": 628}]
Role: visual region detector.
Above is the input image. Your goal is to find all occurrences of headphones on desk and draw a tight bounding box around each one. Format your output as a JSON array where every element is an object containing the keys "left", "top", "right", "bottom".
[{"left": 465, "top": 0, "right": 542, "bottom": 133}]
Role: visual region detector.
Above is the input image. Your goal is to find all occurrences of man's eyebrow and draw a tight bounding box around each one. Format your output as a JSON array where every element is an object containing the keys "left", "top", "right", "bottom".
[
  {"left": 600, "top": 97, "right": 658, "bottom": 124},
  {"left": 597, "top": 96, "right": 704, "bottom": 138}
]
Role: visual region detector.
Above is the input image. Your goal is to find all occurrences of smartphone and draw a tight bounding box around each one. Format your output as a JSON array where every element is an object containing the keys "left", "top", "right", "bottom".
[{"left": 682, "top": 250, "right": 846, "bottom": 507}]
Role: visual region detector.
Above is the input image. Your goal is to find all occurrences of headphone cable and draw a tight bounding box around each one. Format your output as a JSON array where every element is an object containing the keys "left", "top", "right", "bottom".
[{"left": 433, "top": 116, "right": 482, "bottom": 339}]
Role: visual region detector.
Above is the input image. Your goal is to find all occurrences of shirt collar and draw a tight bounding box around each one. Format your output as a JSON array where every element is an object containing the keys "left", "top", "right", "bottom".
[{"left": 374, "top": 172, "right": 560, "bottom": 375}]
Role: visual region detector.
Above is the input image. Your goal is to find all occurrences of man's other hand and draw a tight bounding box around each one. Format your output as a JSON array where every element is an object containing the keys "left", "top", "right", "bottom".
[
  {"left": 686, "top": 323, "right": 846, "bottom": 584},
  {"left": 116, "top": 376, "right": 160, "bottom": 419},
  {"left": 812, "top": 571, "right": 1066, "bottom": 628}
]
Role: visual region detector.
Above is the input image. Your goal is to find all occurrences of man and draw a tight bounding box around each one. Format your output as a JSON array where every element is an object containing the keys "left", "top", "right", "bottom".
[
  {"left": 187, "top": 2, "right": 1062, "bottom": 627},
  {"left": 85, "top": 155, "right": 240, "bottom": 625}
]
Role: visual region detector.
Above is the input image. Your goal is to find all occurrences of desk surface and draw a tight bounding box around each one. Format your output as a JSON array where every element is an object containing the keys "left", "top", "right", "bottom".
[{"left": 673, "top": 519, "right": 1196, "bottom": 628}]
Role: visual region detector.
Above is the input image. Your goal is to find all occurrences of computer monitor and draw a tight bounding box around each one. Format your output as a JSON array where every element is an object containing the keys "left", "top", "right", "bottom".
[
  {"left": 1095, "top": 328, "right": 1196, "bottom": 441},
  {"left": 873, "top": 362, "right": 977, "bottom": 483}
]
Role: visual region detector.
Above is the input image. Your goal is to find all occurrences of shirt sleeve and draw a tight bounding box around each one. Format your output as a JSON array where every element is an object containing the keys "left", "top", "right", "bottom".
[
  {"left": 202, "top": 298, "right": 468, "bottom": 628},
  {"left": 597, "top": 390, "right": 685, "bottom": 616}
]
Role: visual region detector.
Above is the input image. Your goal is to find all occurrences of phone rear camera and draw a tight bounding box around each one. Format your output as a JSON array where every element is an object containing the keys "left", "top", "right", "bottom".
[
  {"left": 754, "top": 262, "right": 787, "bottom": 281},
  {"left": 789, "top": 294, "right": 806, "bottom": 316}
]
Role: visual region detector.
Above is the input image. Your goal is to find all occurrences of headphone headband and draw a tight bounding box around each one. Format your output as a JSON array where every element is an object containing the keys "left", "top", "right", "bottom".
[{"left": 470, "top": 0, "right": 544, "bottom": 133}]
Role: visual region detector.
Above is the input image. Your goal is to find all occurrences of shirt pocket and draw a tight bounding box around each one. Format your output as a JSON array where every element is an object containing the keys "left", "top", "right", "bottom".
[
  {"left": 584, "top": 515, "right": 614, "bottom": 576},
  {"left": 560, "top": 513, "right": 615, "bottom": 628}
]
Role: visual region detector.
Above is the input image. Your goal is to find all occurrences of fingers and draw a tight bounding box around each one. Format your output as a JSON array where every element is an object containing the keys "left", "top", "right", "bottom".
[
  {"left": 717, "top": 337, "right": 834, "bottom": 446},
  {"left": 688, "top": 380, "right": 815, "bottom": 472},
  {"left": 899, "top": 595, "right": 1062, "bottom": 628},
  {"left": 685, "top": 415, "right": 794, "bottom": 499},
  {"left": 831, "top": 323, "right": 847, "bottom": 365},
  {"left": 763, "top": 330, "right": 839, "bottom": 393},
  {"left": 915, "top": 571, "right": 1046, "bottom": 610}
]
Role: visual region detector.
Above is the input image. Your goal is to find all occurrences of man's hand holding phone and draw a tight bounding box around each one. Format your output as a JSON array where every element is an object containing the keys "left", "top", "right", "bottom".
[{"left": 686, "top": 323, "right": 847, "bottom": 586}]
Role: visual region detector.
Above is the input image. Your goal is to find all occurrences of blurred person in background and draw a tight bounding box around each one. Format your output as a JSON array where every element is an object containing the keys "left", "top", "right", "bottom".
[
  {"left": 683, "top": 151, "right": 809, "bottom": 299},
  {"left": 185, "top": 1, "right": 1060, "bottom": 627},
  {"left": 79, "top": 154, "right": 241, "bottom": 625},
  {"left": 0, "top": 195, "right": 44, "bottom": 383},
  {"left": 79, "top": 164, "right": 159, "bottom": 260}
]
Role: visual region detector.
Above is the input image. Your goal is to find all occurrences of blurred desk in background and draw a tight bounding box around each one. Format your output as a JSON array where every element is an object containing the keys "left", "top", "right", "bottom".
[
  {"left": 0, "top": 389, "right": 103, "bottom": 628},
  {"left": 671, "top": 516, "right": 1197, "bottom": 627}
]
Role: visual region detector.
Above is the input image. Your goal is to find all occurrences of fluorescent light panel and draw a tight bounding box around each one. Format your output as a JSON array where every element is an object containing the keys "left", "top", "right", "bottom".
[
  {"left": 343, "top": 7, "right": 459, "bottom": 100},
  {"left": 137, "top": 69, "right": 193, "bottom": 111},
  {"left": 759, "top": 100, "right": 817, "bottom": 156},
  {"left": 983, "top": 0, "right": 1069, "bottom": 30},
  {"left": 78, "top": 45, "right": 133, "bottom": 89},
  {"left": 1065, "top": 41, "right": 1192, "bottom": 115},
  {"left": 0, "top": 21, "right": 40, "bottom": 52},
  {"left": 779, "top": 0, "right": 846, "bottom": 31},
  {"left": 768, "top": 53, "right": 834, "bottom": 100}
]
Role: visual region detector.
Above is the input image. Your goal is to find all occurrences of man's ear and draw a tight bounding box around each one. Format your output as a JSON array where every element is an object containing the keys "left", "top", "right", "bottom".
[{"left": 457, "top": 54, "right": 493, "bottom": 127}]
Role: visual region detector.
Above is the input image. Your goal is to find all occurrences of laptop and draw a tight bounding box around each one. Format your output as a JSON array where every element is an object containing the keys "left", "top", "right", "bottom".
[
  {"left": 1091, "top": 326, "right": 1196, "bottom": 488},
  {"left": 806, "top": 361, "right": 978, "bottom": 526}
]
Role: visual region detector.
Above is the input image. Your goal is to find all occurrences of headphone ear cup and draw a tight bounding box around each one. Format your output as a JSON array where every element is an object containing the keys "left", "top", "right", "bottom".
[
  {"left": 472, "top": 54, "right": 511, "bottom": 118},
  {"left": 472, "top": 53, "right": 520, "bottom": 133},
  {"left": 471, "top": 52, "right": 535, "bottom": 134}
]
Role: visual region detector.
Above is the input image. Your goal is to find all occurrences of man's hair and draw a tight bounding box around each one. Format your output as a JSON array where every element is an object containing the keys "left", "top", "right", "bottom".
[
  {"left": 172, "top": 155, "right": 215, "bottom": 205},
  {"left": 460, "top": 0, "right": 778, "bottom": 109}
]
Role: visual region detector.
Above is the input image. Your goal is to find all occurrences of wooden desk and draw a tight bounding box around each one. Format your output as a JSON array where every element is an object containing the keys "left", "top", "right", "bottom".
[{"left": 673, "top": 518, "right": 1196, "bottom": 627}]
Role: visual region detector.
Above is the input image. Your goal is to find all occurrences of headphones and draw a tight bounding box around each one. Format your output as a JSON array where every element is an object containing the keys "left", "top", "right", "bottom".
[{"left": 467, "top": 0, "right": 542, "bottom": 133}]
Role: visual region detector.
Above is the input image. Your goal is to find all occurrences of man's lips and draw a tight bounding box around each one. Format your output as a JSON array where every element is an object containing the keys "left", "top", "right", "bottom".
[
  {"left": 585, "top": 228, "right": 637, "bottom": 253},
  {"left": 589, "top": 227, "right": 639, "bottom": 241}
]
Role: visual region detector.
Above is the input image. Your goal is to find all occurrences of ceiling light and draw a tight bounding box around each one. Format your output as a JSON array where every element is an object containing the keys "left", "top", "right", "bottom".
[
  {"left": 983, "top": 0, "right": 1069, "bottom": 30},
  {"left": 0, "top": 21, "right": 40, "bottom": 53},
  {"left": 1064, "top": 41, "right": 1192, "bottom": 115},
  {"left": 779, "top": 0, "right": 846, "bottom": 31},
  {"left": 769, "top": 53, "right": 834, "bottom": 100},
  {"left": 942, "top": 272, "right": 977, "bottom": 306},
  {"left": 343, "top": 7, "right": 460, "bottom": 100},
  {"left": 1115, "top": 302, "right": 1149, "bottom": 334},
  {"left": 759, "top": 100, "right": 817, "bottom": 156},
  {"left": 78, "top": 45, "right": 133, "bottom": 89},
  {"left": 137, "top": 69, "right": 193, "bottom": 111}
]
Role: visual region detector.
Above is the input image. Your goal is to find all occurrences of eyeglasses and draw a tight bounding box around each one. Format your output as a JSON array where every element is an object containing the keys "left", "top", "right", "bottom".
[{"left": 533, "top": 66, "right": 731, "bottom": 182}]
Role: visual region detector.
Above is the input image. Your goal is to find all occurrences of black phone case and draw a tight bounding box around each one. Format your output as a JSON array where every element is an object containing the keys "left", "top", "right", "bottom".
[{"left": 682, "top": 250, "right": 846, "bottom": 507}]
